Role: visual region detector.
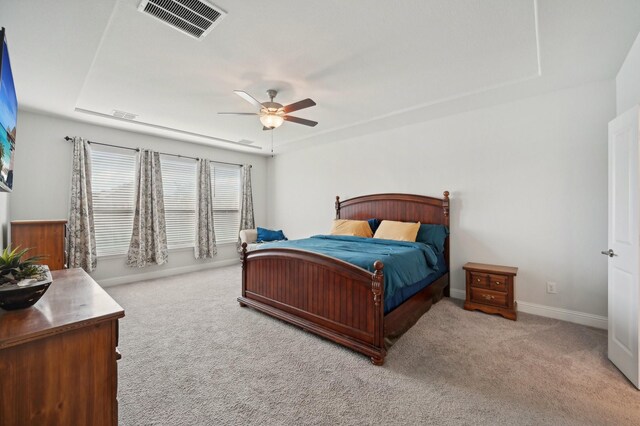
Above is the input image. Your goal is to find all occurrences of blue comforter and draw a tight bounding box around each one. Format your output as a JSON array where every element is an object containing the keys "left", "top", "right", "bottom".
[{"left": 258, "top": 235, "right": 439, "bottom": 299}]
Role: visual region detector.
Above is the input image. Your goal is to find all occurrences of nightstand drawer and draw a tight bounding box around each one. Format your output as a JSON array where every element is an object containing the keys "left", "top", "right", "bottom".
[
  {"left": 488, "top": 274, "right": 508, "bottom": 293},
  {"left": 470, "top": 287, "right": 508, "bottom": 308},
  {"left": 471, "top": 273, "right": 508, "bottom": 293},
  {"left": 470, "top": 272, "right": 490, "bottom": 289}
]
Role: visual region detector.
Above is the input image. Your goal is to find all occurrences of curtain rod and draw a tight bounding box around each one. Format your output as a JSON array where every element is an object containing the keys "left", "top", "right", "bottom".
[{"left": 63, "top": 136, "right": 251, "bottom": 168}]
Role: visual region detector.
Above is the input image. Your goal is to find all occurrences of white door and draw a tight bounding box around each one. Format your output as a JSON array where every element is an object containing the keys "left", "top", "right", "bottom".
[{"left": 607, "top": 105, "right": 640, "bottom": 389}]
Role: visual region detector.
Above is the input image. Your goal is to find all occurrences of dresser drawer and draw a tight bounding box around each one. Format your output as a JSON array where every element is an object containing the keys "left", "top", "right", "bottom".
[{"left": 470, "top": 287, "right": 508, "bottom": 308}]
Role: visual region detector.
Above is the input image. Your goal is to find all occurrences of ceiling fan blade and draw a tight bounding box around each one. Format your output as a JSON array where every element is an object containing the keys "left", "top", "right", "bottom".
[
  {"left": 218, "top": 112, "right": 259, "bottom": 115},
  {"left": 234, "top": 90, "right": 264, "bottom": 110},
  {"left": 283, "top": 115, "right": 318, "bottom": 127},
  {"left": 283, "top": 98, "right": 316, "bottom": 114}
]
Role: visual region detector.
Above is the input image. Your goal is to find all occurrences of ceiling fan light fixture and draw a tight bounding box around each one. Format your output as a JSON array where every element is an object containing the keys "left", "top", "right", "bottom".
[
  {"left": 222, "top": 89, "right": 317, "bottom": 129},
  {"left": 259, "top": 111, "right": 284, "bottom": 129}
]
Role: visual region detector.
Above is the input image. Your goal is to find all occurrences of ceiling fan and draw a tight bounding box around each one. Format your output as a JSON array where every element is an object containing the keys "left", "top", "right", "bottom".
[{"left": 219, "top": 89, "right": 317, "bottom": 130}]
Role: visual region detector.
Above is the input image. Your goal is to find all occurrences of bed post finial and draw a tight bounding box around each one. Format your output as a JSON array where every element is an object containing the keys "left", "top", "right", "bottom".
[
  {"left": 335, "top": 196, "right": 341, "bottom": 219},
  {"left": 373, "top": 260, "right": 384, "bottom": 275},
  {"left": 442, "top": 191, "right": 450, "bottom": 220}
]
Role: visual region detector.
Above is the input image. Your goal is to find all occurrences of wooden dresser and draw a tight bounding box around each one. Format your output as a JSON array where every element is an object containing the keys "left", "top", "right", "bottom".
[
  {"left": 11, "top": 220, "right": 67, "bottom": 270},
  {"left": 0, "top": 269, "right": 124, "bottom": 426},
  {"left": 463, "top": 262, "right": 518, "bottom": 320}
]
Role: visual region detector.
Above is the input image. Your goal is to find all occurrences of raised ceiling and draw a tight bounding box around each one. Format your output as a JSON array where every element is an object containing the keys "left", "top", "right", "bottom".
[{"left": 2, "top": 0, "right": 640, "bottom": 154}]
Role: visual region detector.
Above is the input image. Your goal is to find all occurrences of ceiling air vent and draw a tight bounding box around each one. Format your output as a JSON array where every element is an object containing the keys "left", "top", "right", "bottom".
[
  {"left": 138, "top": 0, "right": 226, "bottom": 39},
  {"left": 112, "top": 110, "right": 138, "bottom": 120}
]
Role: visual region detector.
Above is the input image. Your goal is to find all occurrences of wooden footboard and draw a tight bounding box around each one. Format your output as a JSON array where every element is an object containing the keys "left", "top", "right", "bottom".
[{"left": 238, "top": 245, "right": 387, "bottom": 365}]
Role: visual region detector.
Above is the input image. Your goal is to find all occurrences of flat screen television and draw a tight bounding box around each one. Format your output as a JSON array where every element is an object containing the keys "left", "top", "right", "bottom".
[{"left": 0, "top": 27, "right": 16, "bottom": 192}]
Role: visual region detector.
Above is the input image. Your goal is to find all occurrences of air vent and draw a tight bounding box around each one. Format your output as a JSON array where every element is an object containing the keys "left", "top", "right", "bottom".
[
  {"left": 138, "top": 0, "right": 226, "bottom": 39},
  {"left": 112, "top": 110, "right": 138, "bottom": 120}
]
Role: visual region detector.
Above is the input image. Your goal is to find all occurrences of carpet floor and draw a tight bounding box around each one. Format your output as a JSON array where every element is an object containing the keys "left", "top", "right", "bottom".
[{"left": 106, "top": 265, "right": 640, "bottom": 425}]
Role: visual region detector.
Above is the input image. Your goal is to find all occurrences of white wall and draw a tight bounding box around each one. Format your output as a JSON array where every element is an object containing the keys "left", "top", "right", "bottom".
[
  {"left": 11, "top": 110, "right": 268, "bottom": 286},
  {"left": 616, "top": 32, "right": 640, "bottom": 114},
  {"left": 268, "top": 79, "right": 615, "bottom": 321},
  {"left": 0, "top": 193, "right": 9, "bottom": 248}
]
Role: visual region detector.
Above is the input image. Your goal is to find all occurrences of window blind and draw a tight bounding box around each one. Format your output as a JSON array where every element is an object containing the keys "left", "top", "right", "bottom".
[
  {"left": 161, "top": 156, "right": 197, "bottom": 249},
  {"left": 91, "top": 146, "right": 241, "bottom": 255},
  {"left": 211, "top": 164, "right": 241, "bottom": 243},
  {"left": 91, "top": 147, "right": 137, "bottom": 256}
]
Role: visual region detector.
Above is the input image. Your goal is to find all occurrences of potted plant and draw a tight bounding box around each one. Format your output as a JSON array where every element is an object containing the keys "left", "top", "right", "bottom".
[{"left": 0, "top": 247, "right": 52, "bottom": 310}]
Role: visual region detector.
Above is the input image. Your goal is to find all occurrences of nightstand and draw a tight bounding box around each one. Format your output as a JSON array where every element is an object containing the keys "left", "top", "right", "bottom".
[{"left": 463, "top": 262, "right": 518, "bottom": 320}]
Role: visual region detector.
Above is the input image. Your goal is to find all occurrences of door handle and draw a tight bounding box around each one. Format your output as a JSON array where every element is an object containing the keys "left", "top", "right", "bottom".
[{"left": 601, "top": 249, "right": 618, "bottom": 258}]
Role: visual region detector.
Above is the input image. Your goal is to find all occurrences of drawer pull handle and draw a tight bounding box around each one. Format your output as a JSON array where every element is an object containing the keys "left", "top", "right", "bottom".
[
  {"left": 495, "top": 282, "right": 501, "bottom": 285},
  {"left": 477, "top": 278, "right": 481, "bottom": 282},
  {"left": 482, "top": 294, "right": 495, "bottom": 300}
]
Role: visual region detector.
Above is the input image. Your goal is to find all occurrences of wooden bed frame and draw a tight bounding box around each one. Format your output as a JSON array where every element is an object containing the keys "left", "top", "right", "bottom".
[{"left": 238, "top": 192, "right": 450, "bottom": 365}]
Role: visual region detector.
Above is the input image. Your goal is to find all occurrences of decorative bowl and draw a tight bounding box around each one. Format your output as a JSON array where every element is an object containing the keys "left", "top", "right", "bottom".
[{"left": 0, "top": 266, "right": 53, "bottom": 310}]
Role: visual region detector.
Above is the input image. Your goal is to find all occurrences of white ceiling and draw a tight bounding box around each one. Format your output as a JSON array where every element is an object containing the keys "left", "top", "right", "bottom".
[{"left": 1, "top": 0, "right": 640, "bottom": 155}]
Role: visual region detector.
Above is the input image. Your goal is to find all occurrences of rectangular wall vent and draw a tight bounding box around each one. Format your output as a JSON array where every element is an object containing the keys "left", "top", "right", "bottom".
[
  {"left": 112, "top": 110, "right": 138, "bottom": 120},
  {"left": 138, "top": 0, "right": 226, "bottom": 39}
]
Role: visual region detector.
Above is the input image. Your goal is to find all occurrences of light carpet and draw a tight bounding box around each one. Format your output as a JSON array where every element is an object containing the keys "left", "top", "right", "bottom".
[{"left": 106, "top": 265, "right": 640, "bottom": 425}]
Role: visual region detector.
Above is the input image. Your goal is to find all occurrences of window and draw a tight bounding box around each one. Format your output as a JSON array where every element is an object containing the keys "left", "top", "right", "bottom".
[
  {"left": 91, "top": 147, "right": 136, "bottom": 256},
  {"left": 161, "top": 156, "right": 196, "bottom": 249},
  {"left": 91, "top": 147, "right": 241, "bottom": 255},
  {"left": 211, "top": 164, "right": 241, "bottom": 243}
]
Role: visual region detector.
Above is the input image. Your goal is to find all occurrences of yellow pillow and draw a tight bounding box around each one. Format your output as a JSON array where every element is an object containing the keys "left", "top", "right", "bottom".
[
  {"left": 373, "top": 220, "right": 420, "bottom": 242},
  {"left": 330, "top": 219, "right": 373, "bottom": 238}
]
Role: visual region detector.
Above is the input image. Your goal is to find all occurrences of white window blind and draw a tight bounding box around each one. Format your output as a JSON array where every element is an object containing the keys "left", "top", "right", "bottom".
[
  {"left": 211, "top": 164, "right": 241, "bottom": 243},
  {"left": 161, "top": 156, "right": 196, "bottom": 249},
  {"left": 91, "top": 147, "right": 136, "bottom": 257}
]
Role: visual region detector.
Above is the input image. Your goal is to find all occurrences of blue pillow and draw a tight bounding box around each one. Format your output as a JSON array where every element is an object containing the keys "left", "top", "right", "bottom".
[
  {"left": 415, "top": 224, "right": 449, "bottom": 253},
  {"left": 257, "top": 227, "right": 287, "bottom": 242},
  {"left": 367, "top": 218, "right": 381, "bottom": 234}
]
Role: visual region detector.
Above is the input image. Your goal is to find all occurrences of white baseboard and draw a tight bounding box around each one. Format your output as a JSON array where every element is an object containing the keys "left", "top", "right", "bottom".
[
  {"left": 96, "top": 259, "right": 239, "bottom": 288},
  {"left": 516, "top": 301, "right": 607, "bottom": 330},
  {"left": 450, "top": 288, "right": 466, "bottom": 299},
  {"left": 447, "top": 287, "right": 607, "bottom": 330}
]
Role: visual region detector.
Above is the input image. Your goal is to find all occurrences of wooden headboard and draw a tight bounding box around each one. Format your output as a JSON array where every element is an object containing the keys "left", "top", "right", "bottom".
[
  {"left": 335, "top": 192, "right": 450, "bottom": 226},
  {"left": 335, "top": 192, "right": 450, "bottom": 268}
]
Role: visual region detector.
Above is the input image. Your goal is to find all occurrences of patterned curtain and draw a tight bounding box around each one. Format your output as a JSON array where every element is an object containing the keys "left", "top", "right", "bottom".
[
  {"left": 67, "top": 137, "right": 97, "bottom": 271},
  {"left": 195, "top": 159, "right": 217, "bottom": 259},
  {"left": 237, "top": 164, "right": 255, "bottom": 251},
  {"left": 127, "top": 149, "right": 168, "bottom": 267}
]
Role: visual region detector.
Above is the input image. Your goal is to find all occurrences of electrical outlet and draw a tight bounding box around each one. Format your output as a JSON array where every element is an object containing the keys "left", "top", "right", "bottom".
[{"left": 546, "top": 281, "right": 558, "bottom": 294}]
